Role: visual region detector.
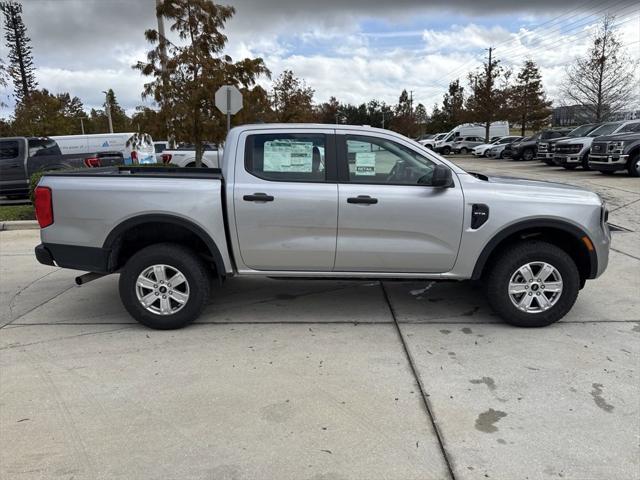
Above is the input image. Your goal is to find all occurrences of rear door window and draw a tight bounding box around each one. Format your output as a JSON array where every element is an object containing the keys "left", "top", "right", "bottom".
[
  {"left": 28, "top": 139, "right": 61, "bottom": 157},
  {"left": 0, "top": 140, "right": 20, "bottom": 161},
  {"left": 245, "top": 133, "right": 328, "bottom": 182}
]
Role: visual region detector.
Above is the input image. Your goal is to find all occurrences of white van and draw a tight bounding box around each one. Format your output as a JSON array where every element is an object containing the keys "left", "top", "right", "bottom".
[
  {"left": 434, "top": 122, "right": 510, "bottom": 154},
  {"left": 51, "top": 133, "right": 156, "bottom": 165}
]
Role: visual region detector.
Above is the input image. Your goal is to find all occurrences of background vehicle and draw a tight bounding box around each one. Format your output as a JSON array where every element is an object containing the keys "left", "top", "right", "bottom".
[
  {"left": 419, "top": 132, "right": 446, "bottom": 150},
  {"left": 0, "top": 136, "right": 122, "bottom": 197},
  {"left": 554, "top": 120, "right": 640, "bottom": 170},
  {"left": 162, "top": 143, "right": 224, "bottom": 168},
  {"left": 153, "top": 140, "right": 169, "bottom": 163},
  {"left": 434, "top": 122, "right": 510, "bottom": 154},
  {"left": 52, "top": 132, "right": 155, "bottom": 165},
  {"left": 473, "top": 136, "right": 522, "bottom": 157},
  {"left": 510, "top": 129, "right": 572, "bottom": 161},
  {"left": 589, "top": 126, "right": 640, "bottom": 177},
  {"left": 537, "top": 124, "right": 600, "bottom": 165},
  {"left": 34, "top": 124, "right": 609, "bottom": 331},
  {"left": 493, "top": 137, "right": 524, "bottom": 159},
  {"left": 452, "top": 136, "right": 485, "bottom": 154}
]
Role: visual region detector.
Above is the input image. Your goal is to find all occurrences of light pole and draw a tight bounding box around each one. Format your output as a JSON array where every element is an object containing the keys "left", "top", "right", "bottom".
[{"left": 102, "top": 90, "right": 114, "bottom": 133}]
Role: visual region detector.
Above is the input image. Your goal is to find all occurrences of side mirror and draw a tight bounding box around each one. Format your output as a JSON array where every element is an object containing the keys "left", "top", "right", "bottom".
[{"left": 431, "top": 165, "right": 453, "bottom": 187}]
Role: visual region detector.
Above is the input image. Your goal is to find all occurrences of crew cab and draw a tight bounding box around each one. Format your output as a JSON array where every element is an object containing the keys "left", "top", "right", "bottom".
[
  {"left": 0, "top": 136, "right": 123, "bottom": 198},
  {"left": 509, "top": 129, "right": 572, "bottom": 161},
  {"left": 537, "top": 124, "right": 600, "bottom": 165},
  {"left": 588, "top": 125, "right": 640, "bottom": 177},
  {"left": 34, "top": 124, "right": 610, "bottom": 330},
  {"left": 554, "top": 120, "right": 640, "bottom": 170}
]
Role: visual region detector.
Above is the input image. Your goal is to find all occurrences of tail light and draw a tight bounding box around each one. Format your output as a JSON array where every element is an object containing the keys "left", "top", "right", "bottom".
[
  {"left": 161, "top": 153, "right": 172, "bottom": 164},
  {"left": 84, "top": 156, "right": 101, "bottom": 168},
  {"left": 34, "top": 186, "right": 54, "bottom": 228},
  {"left": 131, "top": 150, "right": 138, "bottom": 164}
]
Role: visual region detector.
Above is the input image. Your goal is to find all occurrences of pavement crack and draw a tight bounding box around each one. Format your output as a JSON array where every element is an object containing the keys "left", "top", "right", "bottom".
[
  {"left": 6, "top": 268, "right": 62, "bottom": 323},
  {"left": 379, "top": 281, "right": 457, "bottom": 480}
]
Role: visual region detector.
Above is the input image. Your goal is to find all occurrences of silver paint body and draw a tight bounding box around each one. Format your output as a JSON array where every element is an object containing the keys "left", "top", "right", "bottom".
[{"left": 40, "top": 124, "right": 610, "bottom": 280}]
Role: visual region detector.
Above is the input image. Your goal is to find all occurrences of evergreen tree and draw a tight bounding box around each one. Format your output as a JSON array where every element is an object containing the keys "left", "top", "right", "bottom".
[
  {"left": 134, "top": 0, "right": 269, "bottom": 165},
  {"left": 510, "top": 60, "right": 551, "bottom": 136},
  {"left": 1, "top": 1, "right": 37, "bottom": 102},
  {"left": 441, "top": 79, "right": 465, "bottom": 129}
]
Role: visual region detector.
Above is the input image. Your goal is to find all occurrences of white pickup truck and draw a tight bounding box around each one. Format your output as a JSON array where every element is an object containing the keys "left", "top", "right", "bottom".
[
  {"left": 34, "top": 124, "right": 610, "bottom": 329},
  {"left": 161, "top": 144, "right": 223, "bottom": 168}
]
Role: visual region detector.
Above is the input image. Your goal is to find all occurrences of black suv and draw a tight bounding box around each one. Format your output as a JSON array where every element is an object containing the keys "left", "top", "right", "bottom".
[{"left": 510, "top": 129, "right": 572, "bottom": 161}]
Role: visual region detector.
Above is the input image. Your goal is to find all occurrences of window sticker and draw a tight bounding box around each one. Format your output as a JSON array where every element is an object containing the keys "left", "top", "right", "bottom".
[
  {"left": 264, "top": 140, "right": 313, "bottom": 172},
  {"left": 348, "top": 140, "right": 372, "bottom": 153},
  {"left": 355, "top": 152, "right": 376, "bottom": 176}
]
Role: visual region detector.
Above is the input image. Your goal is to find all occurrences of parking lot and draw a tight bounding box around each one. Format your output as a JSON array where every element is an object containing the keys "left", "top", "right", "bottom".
[{"left": 1, "top": 157, "right": 638, "bottom": 480}]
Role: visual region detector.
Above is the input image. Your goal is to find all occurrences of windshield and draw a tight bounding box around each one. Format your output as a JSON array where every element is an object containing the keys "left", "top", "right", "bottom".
[
  {"left": 435, "top": 133, "right": 446, "bottom": 140},
  {"left": 618, "top": 122, "right": 640, "bottom": 133},
  {"left": 569, "top": 124, "right": 596, "bottom": 137},
  {"left": 588, "top": 122, "right": 623, "bottom": 137}
]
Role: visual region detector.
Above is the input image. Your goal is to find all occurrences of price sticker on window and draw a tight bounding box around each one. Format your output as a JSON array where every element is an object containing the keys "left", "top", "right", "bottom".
[{"left": 355, "top": 152, "right": 376, "bottom": 176}]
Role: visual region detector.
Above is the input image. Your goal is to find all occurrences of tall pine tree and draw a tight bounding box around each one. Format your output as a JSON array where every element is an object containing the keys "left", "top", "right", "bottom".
[
  {"left": 510, "top": 60, "right": 551, "bottom": 136},
  {"left": 1, "top": 1, "right": 37, "bottom": 103}
]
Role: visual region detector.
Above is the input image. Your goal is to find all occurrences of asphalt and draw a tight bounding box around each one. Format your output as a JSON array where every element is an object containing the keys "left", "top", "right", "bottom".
[{"left": 1, "top": 156, "right": 638, "bottom": 480}]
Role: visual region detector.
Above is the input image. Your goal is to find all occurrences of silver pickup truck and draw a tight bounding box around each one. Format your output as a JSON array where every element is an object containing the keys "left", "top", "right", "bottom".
[{"left": 34, "top": 124, "right": 610, "bottom": 329}]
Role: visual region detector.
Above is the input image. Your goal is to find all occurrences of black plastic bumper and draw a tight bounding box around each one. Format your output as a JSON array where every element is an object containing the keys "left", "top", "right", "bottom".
[{"left": 35, "top": 243, "right": 112, "bottom": 273}]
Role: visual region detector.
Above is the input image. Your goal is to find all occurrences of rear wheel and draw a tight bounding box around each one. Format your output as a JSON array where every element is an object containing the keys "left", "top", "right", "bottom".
[
  {"left": 485, "top": 241, "right": 580, "bottom": 327},
  {"left": 460, "top": 147, "right": 468, "bottom": 155},
  {"left": 442, "top": 146, "right": 451, "bottom": 155},
  {"left": 119, "top": 243, "right": 210, "bottom": 329},
  {"left": 628, "top": 153, "right": 640, "bottom": 177}
]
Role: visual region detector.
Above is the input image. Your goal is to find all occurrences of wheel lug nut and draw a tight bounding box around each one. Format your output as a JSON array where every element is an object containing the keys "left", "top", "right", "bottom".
[
  {"left": 528, "top": 292, "right": 532, "bottom": 296},
  {"left": 153, "top": 284, "right": 158, "bottom": 288},
  {"left": 169, "top": 291, "right": 173, "bottom": 294},
  {"left": 155, "top": 292, "right": 159, "bottom": 296},
  {"left": 525, "top": 286, "right": 528, "bottom": 289},
  {"left": 162, "top": 295, "right": 166, "bottom": 299},
  {"left": 536, "top": 292, "right": 540, "bottom": 296},
  {"left": 541, "top": 285, "right": 545, "bottom": 289}
]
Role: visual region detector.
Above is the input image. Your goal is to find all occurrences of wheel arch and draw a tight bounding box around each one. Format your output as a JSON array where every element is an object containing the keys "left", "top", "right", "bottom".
[
  {"left": 471, "top": 219, "right": 598, "bottom": 284},
  {"left": 103, "top": 214, "right": 226, "bottom": 276}
]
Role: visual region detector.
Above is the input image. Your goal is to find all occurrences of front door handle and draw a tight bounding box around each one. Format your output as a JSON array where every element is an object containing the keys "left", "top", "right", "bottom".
[
  {"left": 347, "top": 195, "right": 378, "bottom": 205},
  {"left": 243, "top": 193, "right": 274, "bottom": 202}
]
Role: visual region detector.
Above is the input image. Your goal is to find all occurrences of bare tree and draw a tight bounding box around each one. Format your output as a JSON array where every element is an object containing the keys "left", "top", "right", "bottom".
[{"left": 562, "top": 15, "right": 639, "bottom": 122}]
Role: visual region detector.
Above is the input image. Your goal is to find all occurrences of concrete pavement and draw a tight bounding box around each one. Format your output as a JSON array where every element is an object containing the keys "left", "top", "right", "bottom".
[{"left": 1, "top": 158, "right": 638, "bottom": 480}]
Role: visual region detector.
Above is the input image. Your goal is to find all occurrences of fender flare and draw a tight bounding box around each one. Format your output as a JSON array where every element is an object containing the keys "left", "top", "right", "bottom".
[
  {"left": 103, "top": 213, "right": 226, "bottom": 275},
  {"left": 471, "top": 219, "right": 598, "bottom": 280}
]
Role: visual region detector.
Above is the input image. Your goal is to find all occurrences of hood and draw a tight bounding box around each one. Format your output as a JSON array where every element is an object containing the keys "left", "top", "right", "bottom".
[
  {"left": 463, "top": 172, "right": 602, "bottom": 205},
  {"left": 556, "top": 136, "right": 592, "bottom": 144},
  {"left": 591, "top": 132, "right": 640, "bottom": 142}
]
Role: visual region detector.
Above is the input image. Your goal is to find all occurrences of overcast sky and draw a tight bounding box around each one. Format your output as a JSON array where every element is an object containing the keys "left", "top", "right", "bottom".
[{"left": 1, "top": 0, "right": 639, "bottom": 118}]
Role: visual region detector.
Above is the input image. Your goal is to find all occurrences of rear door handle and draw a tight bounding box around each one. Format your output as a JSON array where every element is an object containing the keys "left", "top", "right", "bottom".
[
  {"left": 347, "top": 195, "right": 378, "bottom": 205},
  {"left": 243, "top": 193, "right": 274, "bottom": 202}
]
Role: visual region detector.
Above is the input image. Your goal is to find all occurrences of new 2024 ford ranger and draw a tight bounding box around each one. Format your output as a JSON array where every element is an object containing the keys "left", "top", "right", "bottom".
[{"left": 33, "top": 124, "right": 610, "bottom": 329}]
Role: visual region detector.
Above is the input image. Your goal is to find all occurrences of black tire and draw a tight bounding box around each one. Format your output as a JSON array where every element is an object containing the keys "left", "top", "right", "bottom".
[
  {"left": 442, "top": 146, "right": 451, "bottom": 155},
  {"left": 599, "top": 170, "right": 615, "bottom": 175},
  {"left": 119, "top": 243, "right": 210, "bottom": 329},
  {"left": 498, "top": 151, "right": 504, "bottom": 159},
  {"left": 485, "top": 241, "right": 580, "bottom": 328},
  {"left": 628, "top": 153, "right": 639, "bottom": 177},
  {"left": 460, "top": 147, "right": 468, "bottom": 155},
  {"left": 543, "top": 158, "right": 554, "bottom": 166},
  {"left": 562, "top": 164, "right": 578, "bottom": 170},
  {"left": 186, "top": 162, "right": 197, "bottom": 168},
  {"left": 522, "top": 149, "right": 534, "bottom": 161},
  {"left": 581, "top": 153, "right": 591, "bottom": 170}
]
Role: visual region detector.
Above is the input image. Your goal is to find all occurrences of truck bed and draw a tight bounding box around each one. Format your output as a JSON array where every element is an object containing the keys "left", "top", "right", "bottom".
[{"left": 43, "top": 165, "right": 224, "bottom": 180}]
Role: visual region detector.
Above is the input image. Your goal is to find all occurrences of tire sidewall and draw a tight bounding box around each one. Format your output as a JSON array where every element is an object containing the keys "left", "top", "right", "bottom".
[
  {"left": 119, "top": 244, "right": 210, "bottom": 329},
  {"left": 486, "top": 242, "right": 580, "bottom": 327}
]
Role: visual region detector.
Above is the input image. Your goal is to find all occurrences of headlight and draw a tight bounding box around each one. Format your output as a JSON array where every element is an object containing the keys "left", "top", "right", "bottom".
[{"left": 608, "top": 141, "right": 625, "bottom": 153}]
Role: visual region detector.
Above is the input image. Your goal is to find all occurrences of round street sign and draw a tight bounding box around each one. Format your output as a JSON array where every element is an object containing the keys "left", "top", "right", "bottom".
[{"left": 215, "top": 85, "right": 243, "bottom": 115}]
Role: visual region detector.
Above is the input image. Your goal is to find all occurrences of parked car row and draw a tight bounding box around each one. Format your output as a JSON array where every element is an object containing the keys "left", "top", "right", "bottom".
[{"left": 463, "top": 120, "right": 640, "bottom": 177}]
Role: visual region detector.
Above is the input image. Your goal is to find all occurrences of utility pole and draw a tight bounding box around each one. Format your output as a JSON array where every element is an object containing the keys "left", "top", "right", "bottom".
[
  {"left": 484, "top": 46, "right": 493, "bottom": 142},
  {"left": 102, "top": 90, "right": 113, "bottom": 133},
  {"left": 409, "top": 90, "right": 414, "bottom": 115},
  {"left": 80, "top": 117, "right": 85, "bottom": 135}
]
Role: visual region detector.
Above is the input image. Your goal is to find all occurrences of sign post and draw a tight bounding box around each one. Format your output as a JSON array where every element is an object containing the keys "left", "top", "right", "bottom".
[{"left": 215, "top": 85, "right": 243, "bottom": 133}]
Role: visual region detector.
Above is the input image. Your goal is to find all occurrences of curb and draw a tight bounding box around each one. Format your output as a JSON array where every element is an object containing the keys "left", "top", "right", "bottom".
[{"left": 0, "top": 220, "right": 39, "bottom": 231}]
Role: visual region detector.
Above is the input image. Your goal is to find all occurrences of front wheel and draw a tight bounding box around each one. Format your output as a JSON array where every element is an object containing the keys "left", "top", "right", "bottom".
[
  {"left": 562, "top": 164, "right": 578, "bottom": 170},
  {"left": 119, "top": 243, "right": 211, "bottom": 329},
  {"left": 522, "top": 149, "right": 534, "bottom": 161},
  {"left": 628, "top": 153, "right": 640, "bottom": 177},
  {"left": 485, "top": 241, "right": 580, "bottom": 327},
  {"left": 460, "top": 147, "right": 468, "bottom": 155},
  {"left": 441, "top": 146, "right": 451, "bottom": 155}
]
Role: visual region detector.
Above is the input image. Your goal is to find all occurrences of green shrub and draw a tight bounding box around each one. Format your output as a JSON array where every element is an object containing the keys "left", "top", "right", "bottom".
[{"left": 29, "top": 171, "right": 46, "bottom": 204}]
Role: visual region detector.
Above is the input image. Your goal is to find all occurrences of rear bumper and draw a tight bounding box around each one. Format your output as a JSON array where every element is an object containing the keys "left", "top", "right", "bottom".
[{"left": 35, "top": 243, "right": 112, "bottom": 273}]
